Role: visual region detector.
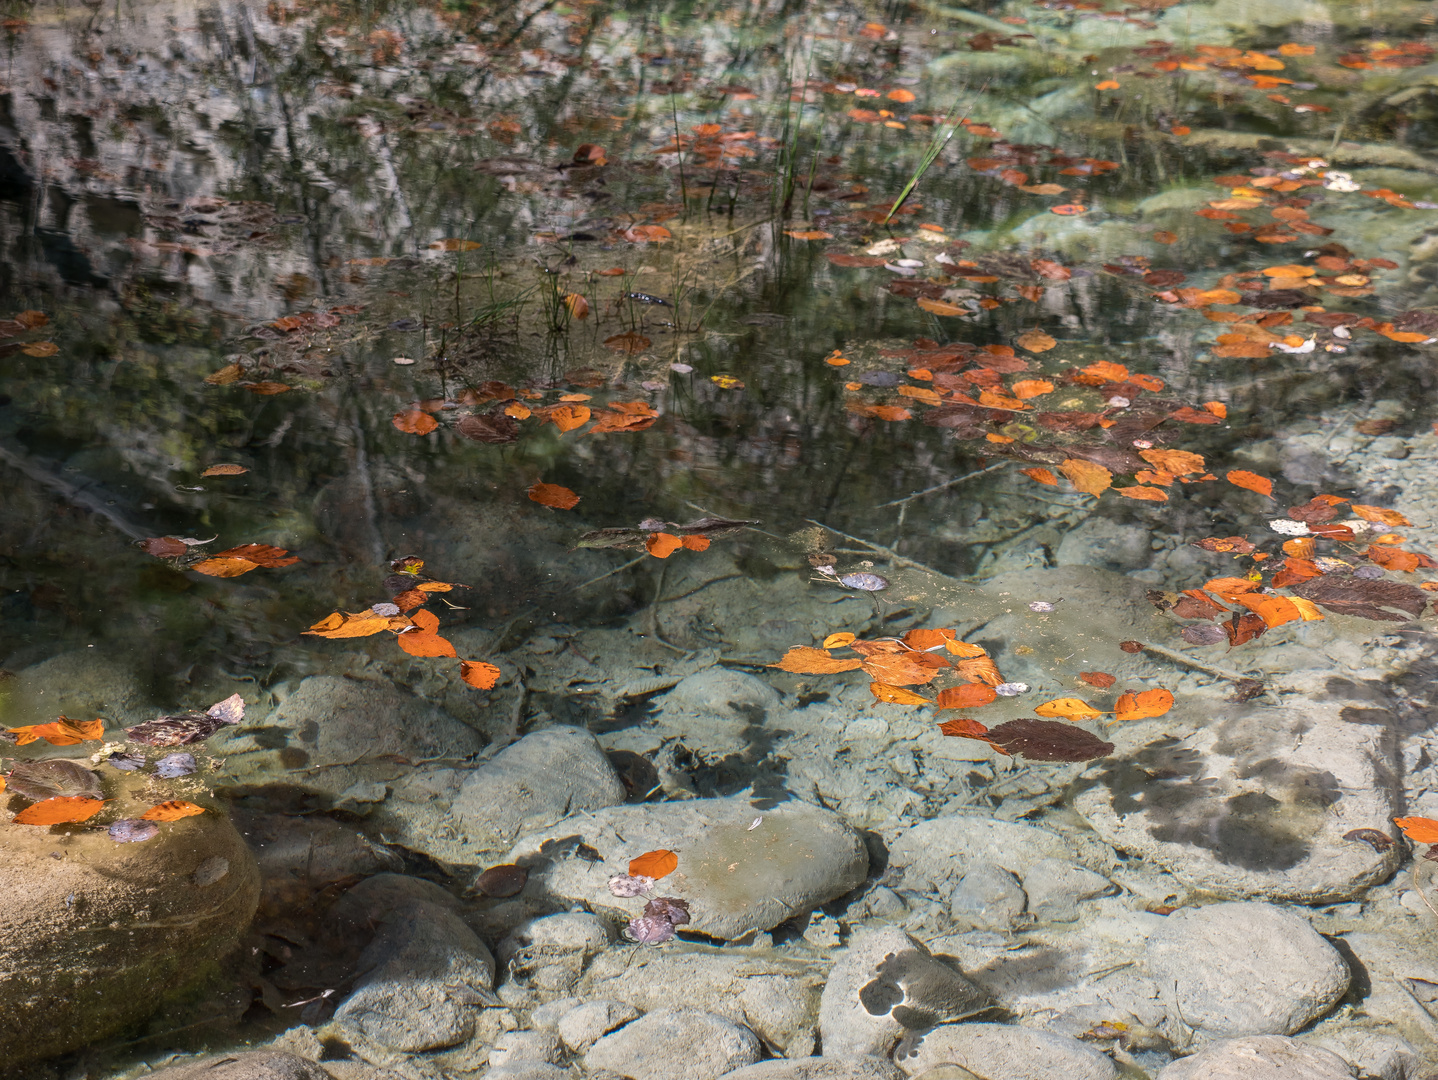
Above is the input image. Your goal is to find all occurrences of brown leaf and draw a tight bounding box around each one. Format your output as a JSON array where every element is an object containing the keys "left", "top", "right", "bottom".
[
  {"left": 771, "top": 647, "right": 864, "bottom": 674},
  {"left": 983, "top": 718, "right": 1114, "bottom": 762},
  {"left": 938, "top": 717, "right": 993, "bottom": 741},
  {"left": 201, "top": 464, "right": 249, "bottom": 477},
  {"left": 1291, "top": 577, "right": 1428, "bottom": 622},
  {"left": 1224, "top": 612, "right": 1269, "bottom": 645},
  {"left": 140, "top": 537, "right": 190, "bottom": 558},
  {"left": 604, "top": 332, "right": 652, "bottom": 354},
  {"left": 528, "top": 482, "right": 580, "bottom": 509},
  {"left": 211, "top": 544, "right": 299, "bottom": 568},
  {"left": 456, "top": 411, "right": 520, "bottom": 444},
  {"left": 394, "top": 409, "right": 439, "bottom": 435},
  {"left": 7, "top": 759, "right": 102, "bottom": 800},
  {"left": 1079, "top": 672, "right": 1116, "bottom": 689},
  {"left": 189, "top": 557, "right": 259, "bottom": 578}
]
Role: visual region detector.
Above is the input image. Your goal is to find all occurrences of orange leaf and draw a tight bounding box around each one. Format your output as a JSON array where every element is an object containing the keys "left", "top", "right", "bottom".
[
  {"left": 1288, "top": 597, "right": 1324, "bottom": 622},
  {"left": 211, "top": 544, "right": 299, "bottom": 568},
  {"left": 1351, "top": 505, "right": 1411, "bottom": 527},
  {"left": 547, "top": 404, "right": 591, "bottom": 432},
  {"left": 1234, "top": 593, "right": 1303, "bottom": 628},
  {"left": 1116, "top": 486, "right": 1169, "bottom": 502},
  {"left": 629, "top": 848, "right": 678, "bottom": 879},
  {"left": 1140, "top": 448, "right": 1205, "bottom": 475},
  {"left": 460, "top": 660, "right": 502, "bottom": 689},
  {"left": 904, "top": 628, "right": 957, "bottom": 650},
  {"left": 1227, "top": 470, "right": 1273, "bottom": 497},
  {"left": 916, "top": 297, "right": 967, "bottom": 317},
  {"left": 303, "top": 611, "right": 395, "bottom": 639},
  {"left": 1395, "top": 817, "right": 1438, "bottom": 844},
  {"left": 887, "top": 88, "right": 916, "bottom": 102},
  {"left": 945, "top": 640, "right": 989, "bottom": 659},
  {"left": 1114, "top": 688, "right": 1175, "bottom": 722},
  {"left": 1204, "top": 576, "right": 1262, "bottom": 601},
  {"left": 784, "top": 229, "right": 834, "bottom": 240},
  {"left": 1081, "top": 360, "right": 1129, "bottom": 382},
  {"left": 771, "top": 646, "right": 864, "bottom": 674},
  {"left": 1366, "top": 545, "right": 1427, "bottom": 572},
  {"left": 1051, "top": 204, "right": 1088, "bottom": 215},
  {"left": 1079, "top": 671, "right": 1116, "bottom": 689},
  {"left": 189, "top": 556, "right": 259, "bottom": 578},
  {"left": 398, "top": 628, "right": 458, "bottom": 658},
  {"left": 528, "top": 482, "right": 580, "bottom": 510},
  {"left": 201, "top": 464, "right": 248, "bottom": 477},
  {"left": 822, "top": 632, "right": 857, "bottom": 649},
  {"left": 1034, "top": 697, "right": 1105, "bottom": 721},
  {"left": 1094, "top": 79, "right": 1120, "bottom": 90},
  {"left": 869, "top": 682, "right": 933, "bottom": 705},
  {"left": 14, "top": 796, "right": 106, "bottom": 825},
  {"left": 140, "top": 800, "right": 206, "bottom": 821},
  {"left": 646, "top": 532, "right": 683, "bottom": 558},
  {"left": 847, "top": 402, "right": 912, "bottom": 422},
  {"left": 680, "top": 535, "right": 711, "bottom": 551},
  {"left": 393, "top": 410, "right": 439, "bottom": 435},
  {"left": 393, "top": 588, "right": 428, "bottom": 612},
  {"left": 5, "top": 717, "right": 105, "bottom": 746},
  {"left": 1282, "top": 537, "right": 1316, "bottom": 558},
  {"left": 861, "top": 651, "right": 948, "bottom": 687},
  {"left": 563, "top": 293, "right": 590, "bottom": 319},
  {"left": 1203, "top": 401, "right": 1228, "bottom": 419},
  {"left": 1011, "top": 379, "right": 1055, "bottom": 399},
  {"left": 1020, "top": 467, "right": 1058, "bottom": 486},
  {"left": 624, "top": 225, "right": 671, "bottom": 243},
  {"left": 1016, "top": 330, "right": 1057, "bottom": 353},
  {"left": 1059, "top": 459, "right": 1113, "bottom": 497},
  {"left": 936, "top": 684, "right": 997, "bottom": 709},
  {"left": 938, "top": 717, "right": 993, "bottom": 740},
  {"left": 954, "top": 654, "right": 1004, "bottom": 687}
]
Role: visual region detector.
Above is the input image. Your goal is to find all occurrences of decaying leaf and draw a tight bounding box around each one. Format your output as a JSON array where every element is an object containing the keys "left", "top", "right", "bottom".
[
  {"left": 201, "top": 464, "right": 248, "bottom": 477},
  {"left": 1079, "top": 672, "right": 1116, "bottom": 689},
  {"left": 629, "top": 848, "right": 679, "bottom": 879},
  {"left": 938, "top": 716, "right": 993, "bottom": 741},
  {"left": 1059, "top": 458, "right": 1113, "bottom": 497},
  {"left": 5, "top": 716, "right": 104, "bottom": 746},
  {"left": 7, "top": 759, "right": 103, "bottom": 801},
  {"left": 983, "top": 718, "right": 1114, "bottom": 762},
  {"left": 1291, "top": 577, "right": 1428, "bottom": 622}
]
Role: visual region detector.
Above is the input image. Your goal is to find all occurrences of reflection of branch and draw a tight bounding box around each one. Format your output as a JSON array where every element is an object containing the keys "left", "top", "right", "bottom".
[
  {"left": 804, "top": 519, "right": 965, "bottom": 583},
  {"left": 0, "top": 441, "right": 149, "bottom": 541},
  {"left": 875, "top": 461, "right": 1008, "bottom": 510}
]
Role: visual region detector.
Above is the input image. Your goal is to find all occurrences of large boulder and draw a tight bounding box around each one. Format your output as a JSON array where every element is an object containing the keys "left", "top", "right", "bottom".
[
  {"left": 1146, "top": 903, "right": 1349, "bottom": 1038},
  {"left": 0, "top": 768, "right": 259, "bottom": 1065},
  {"left": 1075, "top": 704, "right": 1400, "bottom": 902},
  {"left": 506, "top": 795, "right": 868, "bottom": 941},
  {"left": 0, "top": 649, "right": 157, "bottom": 729},
  {"left": 379, "top": 726, "right": 626, "bottom": 863}
]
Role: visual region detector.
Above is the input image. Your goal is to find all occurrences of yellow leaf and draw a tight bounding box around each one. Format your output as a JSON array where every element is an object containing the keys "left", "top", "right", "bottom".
[
  {"left": 869, "top": 682, "right": 934, "bottom": 705},
  {"left": 822, "top": 632, "right": 857, "bottom": 649},
  {"left": 1033, "top": 697, "right": 1105, "bottom": 721},
  {"left": 1059, "top": 459, "right": 1113, "bottom": 497},
  {"left": 1114, "top": 688, "right": 1174, "bottom": 722},
  {"left": 771, "top": 647, "right": 864, "bottom": 674}
]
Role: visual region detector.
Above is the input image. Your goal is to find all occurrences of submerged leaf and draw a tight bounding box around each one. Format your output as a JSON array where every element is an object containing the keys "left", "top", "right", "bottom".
[
  {"left": 984, "top": 718, "right": 1114, "bottom": 761},
  {"left": 140, "top": 800, "right": 206, "bottom": 821},
  {"left": 869, "top": 682, "right": 933, "bottom": 705},
  {"left": 460, "top": 660, "right": 502, "bottom": 690}
]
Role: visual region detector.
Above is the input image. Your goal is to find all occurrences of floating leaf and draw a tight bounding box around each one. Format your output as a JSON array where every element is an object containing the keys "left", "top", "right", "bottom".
[
  {"left": 861, "top": 651, "right": 947, "bottom": 687},
  {"left": 189, "top": 557, "right": 258, "bottom": 577},
  {"left": 528, "top": 482, "right": 580, "bottom": 510},
  {"left": 456, "top": 412, "right": 520, "bottom": 443},
  {"left": 771, "top": 646, "right": 864, "bottom": 674},
  {"left": 680, "top": 535, "right": 710, "bottom": 551},
  {"left": 869, "top": 682, "right": 933, "bottom": 705},
  {"left": 14, "top": 796, "right": 106, "bottom": 825},
  {"left": 5, "top": 716, "right": 104, "bottom": 746},
  {"left": 563, "top": 293, "right": 590, "bottom": 319},
  {"left": 201, "top": 464, "right": 248, "bottom": 477},
  {"left": 546, "top": 404, "right": 592, "bottom": 432},
  {"left": 430, "top": 238, "right": 483, "bottom": 251},
  {"left": 1291, "top": 577, "right": 1427, "bottom": 622},
  {"left": 1114, "top": 688, "right": 1175, "bottom": 721},
  {"left": 917, "top": 297, "right": 967, "bottom": 317},
  {"left": 1395, "top": 817, "right": 1438, "bottom": 844},
  {"left": 938, "top": 717, "right": 992, "bottom": 740},
  {"left": 460, "top": 660, "right": 502, "bottom": 690},
  {"left": 1034, "top": 697, "right": 1105, "bottom": 722},
  {"left": 140, "top": 800, "right": 206, "bottom": 821},
  {"left": 1351, "top": 505, "right": 1411, "bottom": 527},
  {"left": 629, "top": 848, "right": 678, "bottom": 879},
  {"left": 154, "top": 752, "right": 197, "bottom": 778},
  {"left": 1079, "top": 672, "right": 1117, "bottom": 689},
  {"left": 393, "top": 409, "right": 439, "bottom": 435},
  {"left": 1233, "top": 593, "right": 1305, "bottom": 628},
  {"left": 954, "top": 653, "right": 1004, "bottom": 687},
  {"left": 1140, "top": 448, "right": 1205, "bottom": 475},
  {"left": 984, "top": 718, "right": 1113, "bottom": 761},
  {"left": 211, "top": 544, "right": 299, "bottom": 568},
  {"left": 1116, "top": 486, "right": 1168, "bottom": 502},
  {"left": 1020, "top": 467, "right": 1058, "bottom": 486},
  {"left": 397, "top": 609, "right": 458, "bottom": 657},
  {"left": 936, "top": 684, "right": 997, "bottom": 709},
  {"left": 304, "top": 610, "right": 396, "bottom": 638},
  {"left": 140, "top": 536, "right": 191, "bottom": 558},
  {"left": 785, "top": 230, "right": 834, "bottom": 240},
  {"left": 904, "top": 628, "right": 957, "bottom": 650},
  {"left": 1226, "top": 470, "right": 1274, "bottom": 497},
  {"left": 623, "top": 225, "right": 671, "bottom": 243},
  {"left": 823, "top": 632, "right": 858, "bottom": 649},
  {"left": 21, "top": 341, "right": 59, "bottom": 357},
  {"left": 1059, "top": 459, "right": 1113, "bottom": 497},
  {"left": 1016, "top": 330, "right": 1057, "bottom": 353},
  {"left": 646, "top": 532, "right": 683, "bottom": 558}
]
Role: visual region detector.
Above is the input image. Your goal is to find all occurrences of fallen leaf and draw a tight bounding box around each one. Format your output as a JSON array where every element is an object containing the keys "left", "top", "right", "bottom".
[
  {"left": 1227, "top": 470, "right": 1274, "bottom": 497},
  {"left": 5, "top": 717, "right": 105, "bottom": 746},
  {"left": 629, "top": 848, "right": 678, "bottom": 879},
  {"left": 623, "top": 225, "right": 671, "bottom": 243},
  {"left": 1116, "top": 486, "right": 1169, "bottom": 502},
  {"left": 823, "top": 632, "right": 858, "bottom": 649},
  {"left": 785, "top": 230, "right": 834, "bottom": 240},
  {"left": 460, "top": 660, "right": 502, "bottom": 690},
  {"left": 1079, "top": 672, "right": 1116, "bottom": 689},
  {"left": 563, "top": 293, "right": 590, "bottom": 319},
  {"left": 938, "top": 717, "right": 993, "bottom": 740},
  {"left": 1234, "top": 593, "right": 1304, "bottom": 628},
  {"left": 954, "top": 653, "right": 1004, "bottom": 686},
  {"left": 1291, "top": 577, "right": 1428, "bottom": 622},
  {"left": 645, "top": 532, "right": 683, "bottom": 558},
  {"left": 861, "top": 651, "right": 947, "bottom": 686},
  {"left": 1352, "top": 505, "right": 1412, "bottom": 527},
  {"left": 1140, "top": 448, "right": 1205, "bottom": 475},
  {"left": 189, "top": 556, "right": 259, "bottom": 577},
  {"left": 303, "top": 611, "right": 396, "bottom": 638},
  {"left": 21, "top": 341, "right": 59, "bottom": 357},
  {"left": 870, "top": 682, "right": 933, "bottom": 705},
  {"left": 984, "top": 718, "right": 1114, "bottom": 761},
  {"left": 604, "top": 332, "right": 652, "bottom": 354},
  {"left": 936, "top": 684, "right": 998, "bottom": 709},
  {"left": 528, "top": 482, "right": 580, "bottom": 509},
  {"left": 430, "top": 238, "right": 482, "bottom": 251},
  {"left": 1225, "top": 612, "right": 1269, "bottom": 645},
  {"left": 547, "top": 404, "right": 592, "bottom": 432},
  {"left": 1059, "top": 459, "right": 1113, "bottom": 497},
  {"left": 1114, "top": 688, "right": 1174, "bottom": 721},
  {"left": 771, "top": 646, "right": 864, "bottom": 674},
  {"left": 201, "top": 464, "right": 248, "bottom": 477},
  {"left": 904, "top": 628, "right": 957, "bottom": 650},
  {"left": 140, "top": 800, "right": 206, "bottom": 821},
  {"left": 140, "top": 537, "right": 191, "bottom": 558},
  {"left": 6, "top": 759, "right": 102, "bottom": 800},
  {"left": 1016, "top": 330, "right": 1057, "bottom": 353},
  {"left": 211, "top": 544, "right": 299, "bottom": 568},
  {"left": 1020, "top": 467, "right": 1058, "bottom": 486},
  {"left": 1034, "top": 697, "right": 1105, "bottom": 721},
  {"left": 14, "top": 796, "right": 106, "bottom": 825},
  {"left": 1395, "top": 817, "right": 1438, "bottom": 844},
  {"left": 398, "top": 609, "right": 458, "bottom": 657}
]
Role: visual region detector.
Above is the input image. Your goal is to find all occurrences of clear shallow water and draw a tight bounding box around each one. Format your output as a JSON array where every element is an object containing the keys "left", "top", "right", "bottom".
[{"left": 3, "top": 0, "right": 1438, "bottom": 1074}]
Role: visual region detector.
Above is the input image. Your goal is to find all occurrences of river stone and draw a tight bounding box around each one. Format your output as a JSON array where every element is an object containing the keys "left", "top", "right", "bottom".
[
  {"left": 818, "top": 928, "right": 990, "bottom": 1058},
  {"left": 1075, "top": 702, "right": 1400, "bottom": 902},
  {"left": 893, "top": 1023, "right": 1118, "bottom": 1080},
  {"left": 379, "top": 726, "right": 625, "bottom": 863},
  {"left": 1156, "top": 1035, "right": 1354, "bottom": 1079},
  {"left": 207, "top": 674, "right": 486, "bottom": 803},
  {"left": 1146, "top": 902, "right": 1349, "bottom": 1037},
  {"left": 133, "top": 1052, "right": 335, "bottom": 1080},
  {"left": 557, "top": 999, "right": 642, "bottom": 1052},
  {"left": 585, "top": 1008, "right": 762, "bottom": 1080},
  {"left": 1055, "top": 517, "right": 1154, "bottom": 572},
  {"left": 653, "top": 667, "right": 783, "bottom": 758},
  {"left": 0, "top": 768, "right": 259, "bottom": 1065},
  {"left": 718, "top": 1058, "right": 904, "bottom": 1079},
  {"left": 0, "top": 648, "right": 157, "bottom": 729},
  {"left": 489, "top": 1030, "right": 563, "bottom": 1065},
  {"left": 1022, "top": 858, "right": 1116, "bottom": 924},
  {"left": 888, "top": 815, "right": 1113, "bottom": 900},
  {"left": 328, "top": 874, "right": 495, "bottom": 1051},
  {"left": 579, "top": 944, "right": 822, "bottom": 1057},
  {"left": 506, "top": 795, "right": 867, "bottom": 940}
]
